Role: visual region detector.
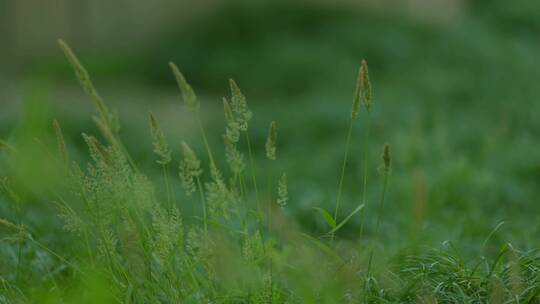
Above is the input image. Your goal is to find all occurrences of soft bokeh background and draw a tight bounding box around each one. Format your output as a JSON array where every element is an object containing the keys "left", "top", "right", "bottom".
[{"left": 2, "top": 0, "right": 540, "bottom": 255}]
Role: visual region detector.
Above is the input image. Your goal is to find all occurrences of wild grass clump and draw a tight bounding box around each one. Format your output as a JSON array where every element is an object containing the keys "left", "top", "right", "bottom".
[{"left": 1, "top": 41, "right": 539, "bottom": 303}]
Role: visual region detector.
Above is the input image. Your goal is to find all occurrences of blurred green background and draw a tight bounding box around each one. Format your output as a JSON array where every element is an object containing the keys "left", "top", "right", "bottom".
[{"left": 1, "top": 0, "right": 540, "bottom": 256}]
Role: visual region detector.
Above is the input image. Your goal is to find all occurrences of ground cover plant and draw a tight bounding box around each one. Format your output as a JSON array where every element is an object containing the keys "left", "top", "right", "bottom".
[{"left": 1, "top": 39, "right": 540, "bottom": 303}]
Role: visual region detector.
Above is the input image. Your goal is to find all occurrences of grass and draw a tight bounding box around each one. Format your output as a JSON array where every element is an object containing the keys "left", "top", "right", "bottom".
[{"left": 1, "top": 39, "right": 540, "bottom": 303}]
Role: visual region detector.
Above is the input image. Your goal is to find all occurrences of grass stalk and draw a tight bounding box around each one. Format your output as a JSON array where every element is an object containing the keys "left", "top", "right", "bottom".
[
  {"left": 245, "top": 132, "right": 260, "bottom": 207},
  {"left": 332, "top": 119, "right": 354, "bottom": 240},
  {"left": 162, "top": 164, "right": 172, "bottom": 210},
  {"left": 365, "top": 145, "right": 391, "bottom": 298},
  {"left": 195, "top": 176, "right": 208, "bottom": 235},
  {"left": 266, "top": 168, "right": 274, "bottom": 304},
  {"left": 196, "top": 112, "right": 216, "bottom": 168},
  {"left": 358, "top": 113, "right": 372, "bottom": 242},
  {"left": 239, "top": 174, "right": 252, "bottom": 232}
]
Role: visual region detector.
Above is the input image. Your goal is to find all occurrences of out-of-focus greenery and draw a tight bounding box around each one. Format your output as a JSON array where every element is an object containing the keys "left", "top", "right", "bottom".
[{"left": 1, "top": 1, "right": 540, "bottom": 302}]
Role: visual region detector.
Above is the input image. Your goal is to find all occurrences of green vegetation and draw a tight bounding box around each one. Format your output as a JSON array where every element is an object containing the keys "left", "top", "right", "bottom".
[
  {"left": 2, "top": 2, "right": 540, "bottom": 302},
  {"left": 2, "top": 36, "right": 540, "bottom": 303}
]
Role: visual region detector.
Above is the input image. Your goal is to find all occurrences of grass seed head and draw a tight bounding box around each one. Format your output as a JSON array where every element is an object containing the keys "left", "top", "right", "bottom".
[
  {"left": 179, "top": 161, "right": 196, "bottom": 196},
  {"left": 0, "top": 218, "right": 26, "bottom": 242},
  {"left": 57, "top": 203, "right": 84, "bottom": 235},
  {"left": 149, "top": 112, "right": 171, "bottom": 165},
  {"left": 179, "top": 141, "right": 202, "bottom": 196},
  {"left": 206, "top": 164, "right": 233, "bottom": 220},
  {"left": 181, "top": 141, "right": 202, "bottom": 177},
  {"left": 223, "top": 97, "right": 240, "bottom": 143},
  {"left": 361, "top": 59, "right": 372, "bottom": 112},
  {"left": 58, "top": 40, "right": 115, "bottom": 134},
  {"left": 277, "top": 173, "right": 288, "bottom": 208},
  {"left": 382, "top": 143, "right": 391, "bottom": 174},
  {"left": 229, "top": 79, "right": 253, "bottom": 131},
  {"left": 351, "top": 65, "right": 363, "bottom": 120},
  {"left": 58, "top": 40, "right": 91, "bottom": 95},
  {"left": 151, "top": 206, "right": 183, "bottom": 263},
  {"left": 223, "top": 97, "right": 234, "bottom": 123},
  {"left": 224, "top": 136, "right": 245, "bottom": 174},
  {"left": 265, "top": 121, "right": 277, "bottom": 161},
  {"left": 170, "top": 62, "right": 199, "bottom": 112},
  {"left": 242, "top": 230, "right": 264, "bottom": 262}
]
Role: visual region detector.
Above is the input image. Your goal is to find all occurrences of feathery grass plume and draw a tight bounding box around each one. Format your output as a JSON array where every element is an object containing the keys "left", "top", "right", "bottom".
[
  {"left": 223, "top": 97, "right": 234, "bottom": 124},
  {"left": 229, "top": 79, "right": 253, "bottom": 131},
  {"left": 242, "top": 230, "right": 264, "bottom": 262},
  {"left": 360, "top": 59, "right": 372, "bottom": 112},
  {"left": 187, "top": 227, "right": 216, "bottom": 277},
  {"left": 58, "top": 40, "right": 116, "bottom": 134},
  {"left": 119, "top": 219, "right": 145, "bottom": 278},
  {"left": 82, "top": 133, "right": 107, "bottom": 164},
  {"left": 0, "top": 218, "right": 26, "bottom": 242},
  {"left": 223, "top": 98, "right": 240, "bottom": 143},
  {"left": 151, "top": 206, "right": 183, "bottom": 263},
  {"left": 169, "top": 62, "right": 199, "bottom": 112},
  {"left": 206, "top": 164, "right": 234, "bottom": 220},
  {"left": 179, "top": 141, "right": 202, "bottom": 196},
  {"left": 181, "top": 142, "right": 202, "bottom": 176},
  {"left": 277, "top": 173, "right": 288, "bottom": 208},
  {"left": 179, "top": 161, "right": 196, "bottom": 196},
  {"left": 265, "top": 121, "right": 277, "bottom": 161},
  {"left": 149, "top": 112, "right": 171, "bottom": 165},
  {"left": 382, "top": 143, "right": 391, "bottom": 174},
  {"left": 57, "top": 203, "right": 84, "bottom": 235},
  {"left": 132, "top": 173, "right": 156, "bottom": 210},
  {"left": 222, "top": 97, "right": 244, "bottom": 173},
  {"left": 224, "top": 136, "right": 245, "bottom": 174},
  {"left": 170, "top": 62, "right": 216, "bottom": 167},
  {"left": 53, "top": 119, "right": 69, "bottom": 164},
  {"left": 79, "top": 133, "right": 135, "bottom": 224},
  {"left": 351, "top": 64, "right": 363, "bottom": 120},
  {"left": 97, "top": 228, "right": 118, "bottom": 259}
]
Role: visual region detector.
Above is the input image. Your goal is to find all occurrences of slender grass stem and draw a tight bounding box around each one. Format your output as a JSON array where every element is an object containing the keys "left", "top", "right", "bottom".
[
  {"left": 196, "top": 112, "right": 216, "bottom": 168},
  {"left": 332, "top": 119, "right": 354, "bottom": 240},
  {"left": 16, "top": 242, "right": 22, "bottom": 282},
  {"left": 245, "top": 132, "right": 260, "bottom": 206},
  {"left": 195, "top": 176, "right": 208, "bottom": 235},
  {"left": 15, "top": 206, "right": 22, "bottom": 282},
  {"left": 181, "top": 254, "right": 201, "bottom": 291},
  {"left": 57, "top": 190, "right": 96, "bottom": 264},
  {"left": 365, "top": 172, "right": 390, "bottom": 298},
  {"left": 83, "top": 229, "right": 95, "bottom": 265},
  {"left": 239, "top": 174, "right": 252, "bottom": 232},
  {"left": 162, "top": 164, "right": 172, "bottom": 210},
  {"left": 358, "top": 114, "right": 372, "bottom": 242},
  {"left": 374, "top": 173, "right": 389, "bottom": 238},
  {"left": 266, "top": 166, "right": 274, "bottom": 304},
  {"left": 29, "top": 237, "right": 81, "bottom": 273}
]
